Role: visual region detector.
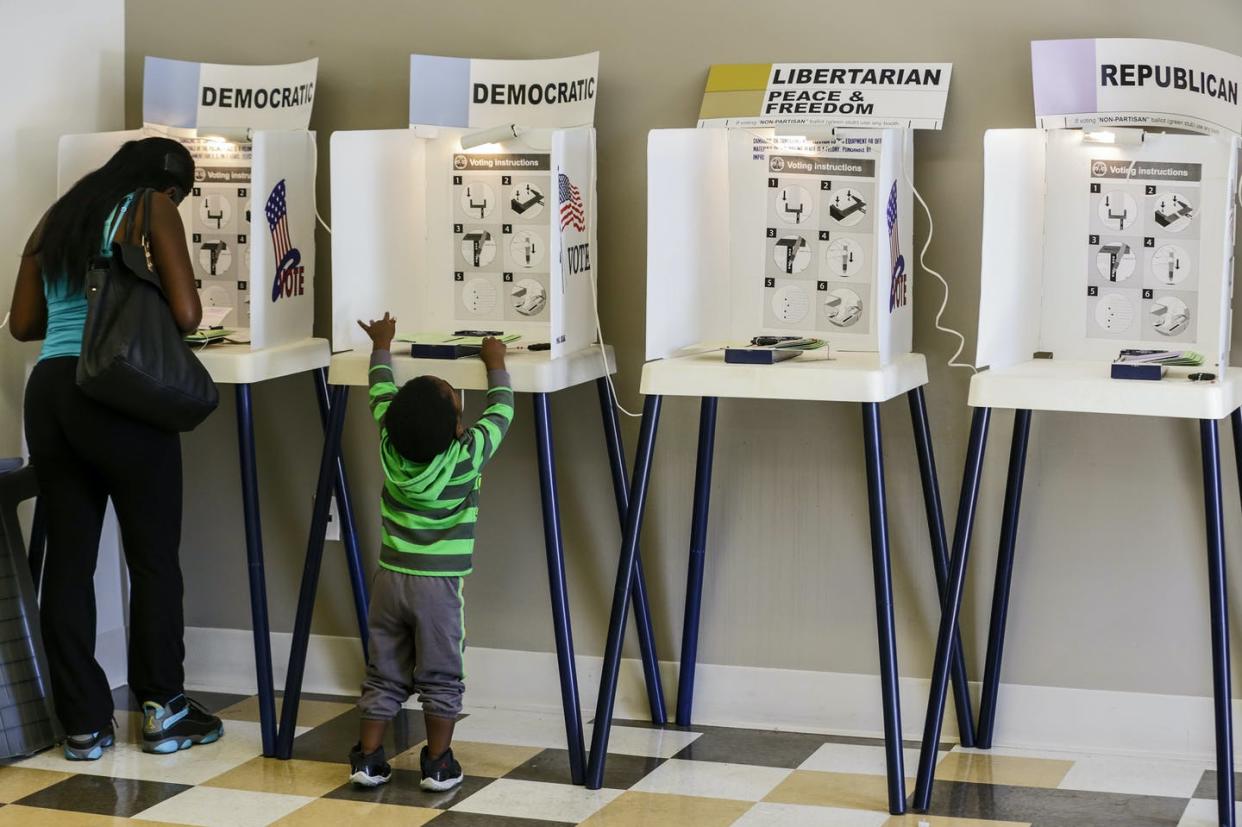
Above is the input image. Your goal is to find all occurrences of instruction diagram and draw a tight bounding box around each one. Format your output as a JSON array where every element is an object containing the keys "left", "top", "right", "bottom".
[
  {"left": 452, "top": 153, "right": 552, "bottom": 323},
  {"left": 184, "top": 137, "right": 252, "bottom": 329},
  {"left": 762, "top": 150, "right": 876, "bottom": 333},
  {"left": 1085, "top": 157, "right": 1202, "bottom": 343}
]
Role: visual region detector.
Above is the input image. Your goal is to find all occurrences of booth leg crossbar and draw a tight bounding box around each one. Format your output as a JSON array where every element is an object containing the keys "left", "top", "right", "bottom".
[
  {"left": 275, "top": 371, "right": 370, "bottom": 759},
  {"left": 913, "top": 408, "right": 1237, "bottom": 827},
  {"left": 585, "top": 388, "right": 972, "bottom": 814}
]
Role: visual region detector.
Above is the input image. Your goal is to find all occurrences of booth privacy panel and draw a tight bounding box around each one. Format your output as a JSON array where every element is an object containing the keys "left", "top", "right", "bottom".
[{"left": 976, "top": 129, "right": 1047, "bottom": 371}]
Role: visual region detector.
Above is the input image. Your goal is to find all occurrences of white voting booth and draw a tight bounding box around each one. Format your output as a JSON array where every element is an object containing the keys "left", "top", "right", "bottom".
[
  {"left": 332, "top": 52, "right": 599, "bottom": 359},
  {"left": 912, "top": 39, "right": 1242, "bottom": 825},
  {"left": 646, "top": 63, "right": 951, "bottom": 367},
  {"left": 57, "top": 56, "right": 319, "bottom": 350},
  {"left": 977, "top": 41, "right": 1241, "bottom": 378}
]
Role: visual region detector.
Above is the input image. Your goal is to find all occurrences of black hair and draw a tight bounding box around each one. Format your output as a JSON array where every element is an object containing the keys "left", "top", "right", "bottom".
[
  {"left": 386, "top": 376, "right": 459, "bottom": 463},
  {"left": 36, "top": 136, "right": 195, "bottom": 292}
]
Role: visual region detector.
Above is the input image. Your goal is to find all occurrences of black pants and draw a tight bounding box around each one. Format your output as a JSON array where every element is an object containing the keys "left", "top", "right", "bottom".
[{"left": 24, "top": 357, "right": 185, "bottom": 733}]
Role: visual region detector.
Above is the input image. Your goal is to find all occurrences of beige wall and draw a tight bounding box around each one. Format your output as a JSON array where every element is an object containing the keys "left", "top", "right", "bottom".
[{"left": 125, "top": 0, "right": 1242, "bottom": 699}]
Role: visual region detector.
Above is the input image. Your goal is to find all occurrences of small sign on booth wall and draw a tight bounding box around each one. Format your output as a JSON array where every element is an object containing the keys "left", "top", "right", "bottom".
[{"left": 698, "top": 62, "right": 952, "bottom": 129}]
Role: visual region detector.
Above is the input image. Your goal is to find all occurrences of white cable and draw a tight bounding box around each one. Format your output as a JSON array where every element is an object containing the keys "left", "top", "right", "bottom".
[
  {"left": 579, "top": 131, "right": 641, "bottom": 417},
  {"left": 0, "top": 311, "right": 8, "bottom": 330},
  {"left": 902, "top": 130, "right": 975, "bottom": 372},
  {"left": 307, "top": 132, "right": 332, "bottom": 236}
]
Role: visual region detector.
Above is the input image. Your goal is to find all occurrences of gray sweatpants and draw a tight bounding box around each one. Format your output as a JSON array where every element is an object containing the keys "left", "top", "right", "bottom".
[{"left": 359, "top": 568, "right": 465, "bottom": 720}]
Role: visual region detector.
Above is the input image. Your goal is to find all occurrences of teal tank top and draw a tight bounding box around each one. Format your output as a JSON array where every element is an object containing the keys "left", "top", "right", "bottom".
[{"left": 40, "top": 193, "right": 136, "bottom": 361}]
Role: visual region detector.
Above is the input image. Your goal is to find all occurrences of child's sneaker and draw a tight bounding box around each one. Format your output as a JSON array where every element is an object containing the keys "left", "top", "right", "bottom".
[
  {"left": 349, "top": 743, "right": 391, "bottom": 787},
  {"left": 141, "top": 695, "right": 224, "bottom": 754},
  {"left": 419, "top": 745, "right": 463, "bottom": 791},
  {"left": 63, "top": 726, "right": 115, "bottom": 761}
]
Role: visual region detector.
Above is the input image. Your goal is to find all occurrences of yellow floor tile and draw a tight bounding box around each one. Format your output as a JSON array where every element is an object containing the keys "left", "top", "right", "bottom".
[
  {"left": 764, "top": 770, "right": 913, "bottom": 812},
  {"left": 391, "top": 740, "right": 543, "bottom": 777},
  {"left": 0, "top": 766, "right": 72, "bottom": 802},
  {"left": 203, "top": 757, "right": 347, "bottom": 797},
  {"left": 885, "top": 815, "right": 1031, "bottom": 827},
  {"left": 580, "top": 791, "right": 752, "bottom": 826},
  {"left": 933, "top": 752, "right": 1073, "bottom": 788},
  {"left": 216, "top": 697, "right": 353, "bottom": 729},
  {"left": 0, "top": 805, "right": 181, "bottom": 826},
  {"left": 273, "top": 798, "right": 441, "bottom": 826}
]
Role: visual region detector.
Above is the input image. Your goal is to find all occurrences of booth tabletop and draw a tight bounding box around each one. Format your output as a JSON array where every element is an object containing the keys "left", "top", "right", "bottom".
[
  {"left": 197, "top": 337, "right": 331, "bottom": 386},
  {"left": 969, "top": 359, "right": 1242, "bottom": 419},
  {"left": 327, "top": 345, "right": 616, "bottom": 393},
  {"left": 639, "top": 349, "right": 928, "bottom": 403}
]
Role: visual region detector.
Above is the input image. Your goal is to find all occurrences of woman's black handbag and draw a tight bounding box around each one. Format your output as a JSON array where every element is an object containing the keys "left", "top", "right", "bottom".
[{"left": 76, "top": 189, "right": 219, "bottom": 431}]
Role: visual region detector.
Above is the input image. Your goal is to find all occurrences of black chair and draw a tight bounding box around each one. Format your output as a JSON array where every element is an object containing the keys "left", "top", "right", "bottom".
[{"left": 0, "top": 459, "right": 60, "bottom": 757}]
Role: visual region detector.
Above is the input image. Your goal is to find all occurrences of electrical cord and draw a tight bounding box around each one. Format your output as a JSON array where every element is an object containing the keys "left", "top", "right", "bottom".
[
  {"left": 307, "top": 131, "right": 332, "bottom": 236},
  {"left": 0, "top": 312, "right": 8, "bottom": 330},
  {"left": 902, "top": 130, "right": 975, "bottom": 372}
]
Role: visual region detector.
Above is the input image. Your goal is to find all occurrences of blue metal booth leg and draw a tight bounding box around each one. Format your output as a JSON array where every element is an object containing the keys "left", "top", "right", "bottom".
[
  {"left": 531, "top": 393, "right": 587, "bottom": 786},
  {"left": 313, "top": 368, "right": 370, "bottom": 659},
  {"left": 595, "top": 378, "right": 667, "bottom": 724},
  {"left": 235, "top": 384, "right": 278, "bottom": 757},
  {"left": 914, "top": 407, "right": 992, "bottom": 811},
  {"left": 1201, "top": 418, "right": 1235, "bottom": 827},
  {"left": 975, "top": 409, "right": 1032, "bottom": 747},
  {"left": 906, "top": 387, "right": 975, "bottom": 748},
  {"left": 861, "top": 402, "right": 906, "bottom": 815},
  {"left": 586, "top": 394, "right": 663, "bottom": 790},
  {"left": 276, "top": 383, "right": 351, "bottom": 759},
  {"left": 675, "top": 396, "right": 719, "bottom": 727}
]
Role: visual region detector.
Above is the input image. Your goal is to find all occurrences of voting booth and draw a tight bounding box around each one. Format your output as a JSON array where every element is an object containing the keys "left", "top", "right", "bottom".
[
  {"left": 331, "top": 52, "right": 599, "bottom": 357},
  {"left": 279, "top": 54, "right": 668, "bottom": 782},
  {"left": 977, "top": 45, "right": 1241, "bottom": 374},
  {"left": 586, "top": 64, "right": 966, "bottom": 817},
  {"left": 646, "top": 64, "right": 954, "bottom": 364},
  {"left": 913, "top": 39, "right": 1242, "bottom": 827},
  {"left": 57, "top": 56, "right": 319, "bottom": 350}
]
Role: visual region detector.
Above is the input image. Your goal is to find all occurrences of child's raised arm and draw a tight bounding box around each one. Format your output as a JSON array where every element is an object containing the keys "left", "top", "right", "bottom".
[
  {"left": 462, "top": 337, "right": 513, "bottom": 470},
  {"left": 359, "top": 313, "right": 398, "bottom": 425}
]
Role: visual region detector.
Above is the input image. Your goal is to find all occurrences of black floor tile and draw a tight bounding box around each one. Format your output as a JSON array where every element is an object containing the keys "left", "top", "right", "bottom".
[
  {"left": 924, "top": 779, "right": 1191, "bottom": 827},
  {"left": 325, "top": 770, "right": 492, "bottom": 809},
  {"left": 1192, "top": 769, "right": 1242, "bottom": 800},
  {"left": 505, "top": 748, "right": 661, "bottom": 789},
  {"left": 672, "top": 726, "right": 827, "bottom": 768},
  {"left": 291, "top": 706, "right": 426, "bottom": 762},
  {"left": 426, "top": 812, "right": 573, "bottom": 826},
  {"left": 16, "top": 774, "right": 190, "bottom": 817}
]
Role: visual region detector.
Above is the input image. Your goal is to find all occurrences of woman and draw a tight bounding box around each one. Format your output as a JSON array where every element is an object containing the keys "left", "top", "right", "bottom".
[{"left": 8, "top": 137, "right": 223, "bottom": 759}]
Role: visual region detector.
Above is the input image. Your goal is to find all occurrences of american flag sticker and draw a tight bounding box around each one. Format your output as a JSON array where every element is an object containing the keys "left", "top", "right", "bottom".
[
  {"left": 265, "top": 179, "right": 305, "bottom": 302},
  {"left": 557, "top": 172, "right": 586, "bottom": 233},
  {"left": 886, "top": 181, "right": 908, "bottom": 312}
]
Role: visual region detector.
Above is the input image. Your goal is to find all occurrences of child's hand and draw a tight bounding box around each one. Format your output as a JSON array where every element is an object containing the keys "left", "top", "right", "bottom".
[
  {"left": 480, "top": 336, "right": 507, "bottom": 371},
  {"left": 358, "top": 313, "right": 397, "bottom": 351}
]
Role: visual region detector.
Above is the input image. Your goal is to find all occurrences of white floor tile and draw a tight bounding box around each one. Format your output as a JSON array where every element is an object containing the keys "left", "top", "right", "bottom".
[
  {"left": 631, "top": 758, "right": 792, "bottom": 802},
  {"left": 797, "top": 742, "right": 923, "bottom": 776},
  {"left": 1058, "top": 754, "right": 1206, "bottom": 797},
  {"left": 585, "top": 723, "right": 702, "bottom": 758},
  {"left": 1179, "top": 798, "right": 1242, "bottom": 827},
  {"left": 449, "top": 778, "right": 621, "bottom": 822},
  {"left": 453, "top": 708, "right": 571, "bottom": 749},
  {"left": 132, "top": 786, "right": 314, "bottom": 827},
  {"left": 733, "top": 801, "right": 890, "bottom": 827},
  {"left": 17, "top": 719, "right": 301, "bottom": 786}
]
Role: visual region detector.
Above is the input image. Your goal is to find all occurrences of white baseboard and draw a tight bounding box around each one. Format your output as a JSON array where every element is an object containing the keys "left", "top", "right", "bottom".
[{"left": 184, "top": 626, "right": 1229, "bottom": 763}]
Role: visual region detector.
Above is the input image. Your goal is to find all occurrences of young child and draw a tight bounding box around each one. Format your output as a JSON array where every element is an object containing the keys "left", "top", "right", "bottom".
[{"left": 349, "top": 312, "right": 513, "bottom": 791}]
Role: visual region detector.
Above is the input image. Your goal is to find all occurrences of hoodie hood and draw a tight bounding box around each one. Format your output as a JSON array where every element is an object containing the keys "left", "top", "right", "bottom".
[{"left": 380, "top": 435, "right": 464, "bottom": 504}]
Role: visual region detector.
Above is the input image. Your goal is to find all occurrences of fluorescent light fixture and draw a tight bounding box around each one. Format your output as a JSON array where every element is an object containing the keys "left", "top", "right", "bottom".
[
  {"left": 460, "top": 123, "right": 526, "bottom": 150},
  {"left": 1083, "top": 127, "right": 1144, "bottom": 145}
]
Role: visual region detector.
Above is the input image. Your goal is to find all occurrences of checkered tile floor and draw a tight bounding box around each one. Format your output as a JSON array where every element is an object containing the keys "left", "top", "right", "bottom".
[{"left": 0, "top": 686, "right": 1234, "bottom": 825}]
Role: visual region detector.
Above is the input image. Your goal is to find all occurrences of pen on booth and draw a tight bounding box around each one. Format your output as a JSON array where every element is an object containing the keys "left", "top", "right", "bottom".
[{"left": 508, "top": 342, "right": 551, "bottom": 353}]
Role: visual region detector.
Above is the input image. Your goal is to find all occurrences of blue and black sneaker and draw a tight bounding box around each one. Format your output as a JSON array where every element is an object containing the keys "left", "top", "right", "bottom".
[
  {"left": 141, "top": 695, "right": 224, "bottom": 754},
  {"left": 63, "top": 725, "right": 115, "bottom": 761}
]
